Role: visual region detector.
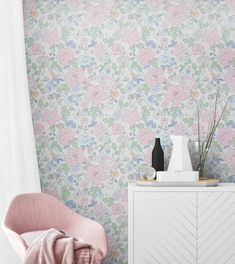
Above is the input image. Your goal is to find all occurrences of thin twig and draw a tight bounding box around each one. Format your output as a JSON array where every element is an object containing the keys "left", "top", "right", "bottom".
[
  {"left": 195, "top": 100, "right": 201, "bottom": 168},
  {"left": 194, "top": 86, "right": 232, "bottom": 177}
]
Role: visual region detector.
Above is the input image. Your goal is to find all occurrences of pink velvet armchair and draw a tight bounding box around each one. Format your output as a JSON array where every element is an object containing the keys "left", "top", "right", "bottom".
[{"left": 1, "top": 193, "right": 108, "bottom": 262}]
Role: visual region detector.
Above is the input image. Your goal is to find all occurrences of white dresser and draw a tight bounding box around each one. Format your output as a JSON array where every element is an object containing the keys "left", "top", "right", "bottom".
[{"left": 128, "top": 183, "right": 235, "bottom": 264}]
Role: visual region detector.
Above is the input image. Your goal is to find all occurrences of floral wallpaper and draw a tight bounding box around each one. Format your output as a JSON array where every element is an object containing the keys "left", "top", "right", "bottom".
[{"left": 23, "top": 0, "right": 235, "bottom": 263}]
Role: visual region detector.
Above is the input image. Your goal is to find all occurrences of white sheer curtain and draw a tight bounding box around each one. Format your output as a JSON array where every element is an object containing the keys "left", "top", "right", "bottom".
[{"left": 0, "top": 0, "right": 41, "bottom": 263}]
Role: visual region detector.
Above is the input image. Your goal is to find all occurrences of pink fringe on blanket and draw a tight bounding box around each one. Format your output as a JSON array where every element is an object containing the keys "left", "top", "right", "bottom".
[{"left": 24, "top": 228, "right": 103, "bottom": 264}]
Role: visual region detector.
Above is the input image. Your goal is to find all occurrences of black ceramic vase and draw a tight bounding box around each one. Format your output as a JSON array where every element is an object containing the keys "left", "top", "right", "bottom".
[{"left": 152, "top": 138, "right": 164, "bottom": 173}]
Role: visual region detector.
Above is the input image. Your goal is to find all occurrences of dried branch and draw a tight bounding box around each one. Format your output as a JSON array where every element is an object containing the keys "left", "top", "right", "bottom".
[{"left": 194, "top": 85, "right": 232, "bottom": 178}]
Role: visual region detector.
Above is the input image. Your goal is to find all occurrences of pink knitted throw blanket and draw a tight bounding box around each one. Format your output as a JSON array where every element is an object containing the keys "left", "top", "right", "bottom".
[{"left": 24, "top": 228, "right": 103, "bottom": 264}]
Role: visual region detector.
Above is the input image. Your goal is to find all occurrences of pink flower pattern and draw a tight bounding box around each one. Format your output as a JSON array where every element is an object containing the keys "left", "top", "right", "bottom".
[
  {"left": 64, "top": 148, "right": 84, "bottom": 167},
  {"left": 33, "top": 123, "right": 44, "bottom": 135},
  {"left": 122, "top": 29, "right": 140, "bottom": 45},
  {"left": 92, "top": 123, "right": 107, "bottom": 138},
  {"left": 202, "top": 29, "right": 220, "bottom": 45},
  {"left": 112, "top": 203, "right": 124, "bottom": 215},
  {"left": 65, "top": 68, "right": 84, "bottom": 87},
  {"left": 86, "top": 85, "right": 109, "bottom": 105},
  {"left": 42, "top": 109, "right": 60, "bottom": 126},
  {"left": 224, "top": 68, "right": 235, "bottom": 88},
  {"left": 112, "top": 44, "right": 124, "bottom": 56},
  {"left": 165, "top": 5, "right": 191, "bottom": 25},
  {"left": 57, "top": 48, "right": 74, "bottom": 65},
  {"left": 172, "top": 43, "right": 188, "bottom": 57},
  {"left": 224, "top": 148, "right": 235, "bottom": 169},
  {"left": 192, "top": 44, "right": 205, "bottom": 55},
  {"left": 66, "top": 0, "right": 83, "bottom": 7},
  {"left": 165, "top": 85, "right": 190, "bottom": 105},
  {"left": 87, "top": 4, "right": 110, "bottom": 25},
  {"left": 86, "top": 164, "right": 106, "bottom": 184},
  {"left": 23, "top": 1, "right": 235, "bottom": 263},
  {"left": 57, "top": 128, "right": 74, "bottom": 145},
  {"left": 218, "top": 48, "right": 235, "bottom": 65},
  {"left": 137, "top": 128, "right": 155, "bottom": 145},
  {"left": 41, "top": 28, "right": 60, "bottom": 45},
  {"left": 32, "top": 44, "right": 44, "bottom": 55},
  {"left": 112, "top": 124, "right": 124, "bottom": 135},
  {"left": 225, "top": 0, "right": 235, "bottom": 9},
  {"left": 217, "top": 128, "right": 234, "bottom": 145},
  {"left": 93, "top": 43, "right": 106, "bottom": 58},
  {"left": 122, "top": 108, "right": 141, "bottom": 126},
  {"left": 137, "top": 48, "right": 155, "bottom": 65},
  {"left": 145, "top": 68, "right": 164, "bottom": 87},
  {"left": 173, "top": 123, "right": 188, "bottom": 135}
]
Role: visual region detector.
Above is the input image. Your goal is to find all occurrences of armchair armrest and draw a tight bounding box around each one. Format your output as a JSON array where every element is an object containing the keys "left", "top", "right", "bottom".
[{"left": 2, "top": 222, "right": 28, "bottom": 262}]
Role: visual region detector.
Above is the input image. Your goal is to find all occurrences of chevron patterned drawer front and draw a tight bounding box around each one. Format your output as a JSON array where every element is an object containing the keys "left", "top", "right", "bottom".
[
  {"left": 128, "top": 183, "right": 235, "bottom": 264},
  {"left": 198, "top": 192, "right": 235, "bottom": 264}
]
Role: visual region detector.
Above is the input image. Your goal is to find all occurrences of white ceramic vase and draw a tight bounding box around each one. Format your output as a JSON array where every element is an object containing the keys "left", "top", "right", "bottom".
[{"left": 168, "top": 135, "right": 193, "bottom": 172}]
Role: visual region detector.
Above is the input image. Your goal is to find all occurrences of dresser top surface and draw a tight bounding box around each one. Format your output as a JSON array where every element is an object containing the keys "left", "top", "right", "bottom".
[{"left": 128, "top": 182, "right": 235, "bottom": 192}]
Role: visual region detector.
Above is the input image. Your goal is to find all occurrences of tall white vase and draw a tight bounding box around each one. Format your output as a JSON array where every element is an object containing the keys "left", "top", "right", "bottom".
[{"left": 168, "top": 135, "right": 193, "bottom": 171}]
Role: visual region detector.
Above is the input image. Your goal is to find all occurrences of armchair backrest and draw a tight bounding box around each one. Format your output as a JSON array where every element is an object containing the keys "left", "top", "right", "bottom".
[{"left": 2, "top": 193, "right": 108, "bottom": 260}]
